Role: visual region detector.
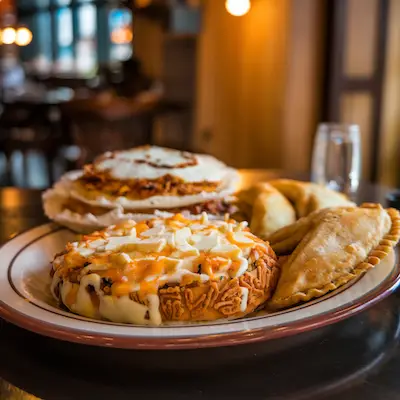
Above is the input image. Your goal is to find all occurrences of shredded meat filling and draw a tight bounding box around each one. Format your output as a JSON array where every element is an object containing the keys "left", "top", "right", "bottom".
[
  {"left": 64, "top": 197, "right": 237, "bottom": 217},
  {"left": 76, "top": 166, "right": 220, "bottom": 200}
]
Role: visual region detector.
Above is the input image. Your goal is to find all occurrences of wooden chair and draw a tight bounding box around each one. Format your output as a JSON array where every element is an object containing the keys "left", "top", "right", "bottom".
[
  {"left": 61, "top": 93, "right": 158, "bottom": 165},
  {"left": 0, "top": 102, "right": 64, "bottom": 187}
]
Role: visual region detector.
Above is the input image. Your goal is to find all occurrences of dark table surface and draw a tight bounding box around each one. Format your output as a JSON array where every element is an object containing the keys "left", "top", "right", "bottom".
[{"left": 1, "top": 177, "right": 400, "bottom": 400}]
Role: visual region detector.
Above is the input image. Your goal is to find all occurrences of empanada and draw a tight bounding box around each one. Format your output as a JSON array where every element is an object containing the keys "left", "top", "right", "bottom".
[
  {"left": 268, "top": 179, "right": 355, "bottom": 218},
  {"left": 269, "top": 204, "right": 400, "bottom": 309},
  {"left": 268, "top": 207, "right": 355, "bottom": 255},
  {"left": 236, "top": 183, "right": 296, "bottom": 239}
]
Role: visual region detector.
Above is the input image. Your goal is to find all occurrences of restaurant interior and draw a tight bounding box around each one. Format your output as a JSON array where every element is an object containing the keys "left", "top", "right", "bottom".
[
  {"left": 2, "top": 2, "right": 400, "bottom": 399},
  {"left": 0, "top": 0, "right": 398, "bottom": 189}
]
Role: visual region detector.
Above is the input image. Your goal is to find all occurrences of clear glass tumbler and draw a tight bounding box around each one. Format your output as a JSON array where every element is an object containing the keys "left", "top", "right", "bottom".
[{"left": 311, "top": 123, "right": 361, "bottom": 194}]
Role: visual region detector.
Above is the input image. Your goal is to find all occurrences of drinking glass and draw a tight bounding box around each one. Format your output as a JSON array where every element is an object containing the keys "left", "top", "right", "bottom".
[{"left": 311, "top": 123, "right": 361, "bottom": 194}]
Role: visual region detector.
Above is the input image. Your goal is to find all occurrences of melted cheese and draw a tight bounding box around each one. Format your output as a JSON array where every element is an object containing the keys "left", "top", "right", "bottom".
[
  {"left": 240, "top": 287, "right": 249, "bottom": 312},
  {"left": 147, "top": 294, "right": 162, "bottom": 325},
  {"left": 52, "top": 213, "right": 269, "bottom": 325},
  {"left": 99, "top": 295, "right": 149, "bottom": 324},
  {"left": 72, "top": 274, "right": 101, "bottom": 318},
  {"left": 96, "top": 146, "right": 232, "bottom": 182}
]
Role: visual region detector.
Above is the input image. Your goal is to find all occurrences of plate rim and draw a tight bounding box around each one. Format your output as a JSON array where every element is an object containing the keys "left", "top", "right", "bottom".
[{"left": 0, "top": 223, "right": 399, "bottom": 350}]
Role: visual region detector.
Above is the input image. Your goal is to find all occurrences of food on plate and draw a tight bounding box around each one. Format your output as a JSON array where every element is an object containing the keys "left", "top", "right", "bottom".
[
  {"left": 236, "top": 183, "right": 296, "bottom": 239},
  {"left": 233, "top": 179, "right": 355, "bottom": 239},
  {"left": 50, "top": 213, "right": 280, "bottom": 325},
  {"left": 267, "top": 207, "right": 353, "bottom": 254},
  {"left": 268, "top": 179, "right": 355, "bottom": 218},
  {"left": 43, "top": 146, "right": 239, "bottom": 232},
  {"left": 268, "top": 203, "right": 400, "bottom": 309}
]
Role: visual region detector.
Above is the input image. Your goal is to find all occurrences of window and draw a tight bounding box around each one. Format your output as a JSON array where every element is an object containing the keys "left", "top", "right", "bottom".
[
  {"left": 18, "top": 0, "right": 133, "bottom": 77},
  {"left": 109, "top": 8, "right": 133, "bottom": 62},
  {"left": 56, "top": 7, "right": 74, "bottom": 72},
  {"left": 76, "top": 3, "right": 97, "bottom": 73}
]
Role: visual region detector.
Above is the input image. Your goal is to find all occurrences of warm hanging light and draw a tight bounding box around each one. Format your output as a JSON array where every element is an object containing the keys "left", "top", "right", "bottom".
[
  {"left": 225, "top": 0, "right": 251, "bottom": 16},
  {"left": 16, "top": 27, "right": 33, "bottom": 46},
  {"left": 1, "top": 27, "right": 16, "bottom": 44},
  {"left": 111, "top": 27, "right": 133, "bottom": 44}
]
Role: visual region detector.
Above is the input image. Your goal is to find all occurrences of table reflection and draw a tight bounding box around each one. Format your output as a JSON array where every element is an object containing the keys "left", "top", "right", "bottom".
[{"left": 1, "top": 295, "right": 400, "bottom": 400}]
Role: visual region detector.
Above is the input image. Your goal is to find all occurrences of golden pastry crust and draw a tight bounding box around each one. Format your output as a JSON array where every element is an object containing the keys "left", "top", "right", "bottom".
[
  {"left": 268, "top": 179, "right": 355, "bottom": 218},
  {"left": 268, "top": 207, "right": 355, "bottom": 255},
  {"left": 125, "top": 253, "right": 279, "bottom": 322},
  {"left": 268, "top": 204, "right": 400, "bottom": 310},
  {"left": 158, "top": 256, "right": 280, "bottom": 322},
  {"left": 236, "top": 183, "right": 296, "bottom": 239}
]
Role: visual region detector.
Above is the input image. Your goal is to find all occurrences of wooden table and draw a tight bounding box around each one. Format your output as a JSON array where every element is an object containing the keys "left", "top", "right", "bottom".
[{"left": 1, "top": 176, "right": 400, "bottom": 400}]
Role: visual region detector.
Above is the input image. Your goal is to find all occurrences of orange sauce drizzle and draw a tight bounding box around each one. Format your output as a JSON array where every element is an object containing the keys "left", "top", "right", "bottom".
[
  {"left": 180, "top": 274, "right": 201, "bottom": 286},
  {"left": 65, "top": 285, "right": 78, "bottom": 306},
  {"left": 56, "top": 215, "right": 266, "bottom": 302},
  {"left": 139, "top": 280, "right": 159, "bottom": 296},
  {"left": 226, "top": 232, "right": 254, "bottom": 248},
  {"left": 228, "top": 260, "right": 242, "bottom": 276},
  {"left": 111, "top": 259, "right": 165, "bottom": 296},
  {"left": 135, "top": 222, "right": 149, "bottom": 236}
]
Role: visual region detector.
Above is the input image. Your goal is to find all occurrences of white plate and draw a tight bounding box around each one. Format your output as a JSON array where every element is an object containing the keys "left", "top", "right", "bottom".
[{"left": 0, "top": 223, "right": 399, "bottom": 349}]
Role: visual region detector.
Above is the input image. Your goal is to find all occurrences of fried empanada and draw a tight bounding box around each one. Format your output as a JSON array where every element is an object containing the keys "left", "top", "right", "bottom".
[
  {"left": 269, "top": 204, "right": 400, "bottom": 309},
  {"left": 236, "top": 183, "right": 296, "bottom": 239},
  {"left": 268, "top": 207, "right": 355, "bottom": 255},
  {"left": 268, "top": 179, "right": 355, "bottom": 218}
]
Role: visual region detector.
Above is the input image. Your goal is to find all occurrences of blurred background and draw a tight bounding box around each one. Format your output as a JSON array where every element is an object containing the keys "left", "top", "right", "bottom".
[{"left": 0, "top": 0, "right": 398, "bottom": 189}]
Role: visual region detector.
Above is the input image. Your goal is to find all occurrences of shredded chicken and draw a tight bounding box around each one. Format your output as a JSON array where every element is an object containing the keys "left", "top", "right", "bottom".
[{"left": 75, "top": 167, "right": 220, "bottom": 200}]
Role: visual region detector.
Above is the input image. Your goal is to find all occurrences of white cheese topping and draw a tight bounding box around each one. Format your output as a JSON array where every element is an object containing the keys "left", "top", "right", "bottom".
[
  {"left": 53, "top": 214, "right": 269, "bottom": 325},
  {"left": 240, "top": 287, "right": 249, "bottom": 312},
  {"left": 95, "top": 146, "right": 232, "bottom": 182},
  {"left": 99, "top": 295, "right": 149, "bottom": 324},
  {"left": 147, "top": 294, "right": 162, "bottom": 325}
]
